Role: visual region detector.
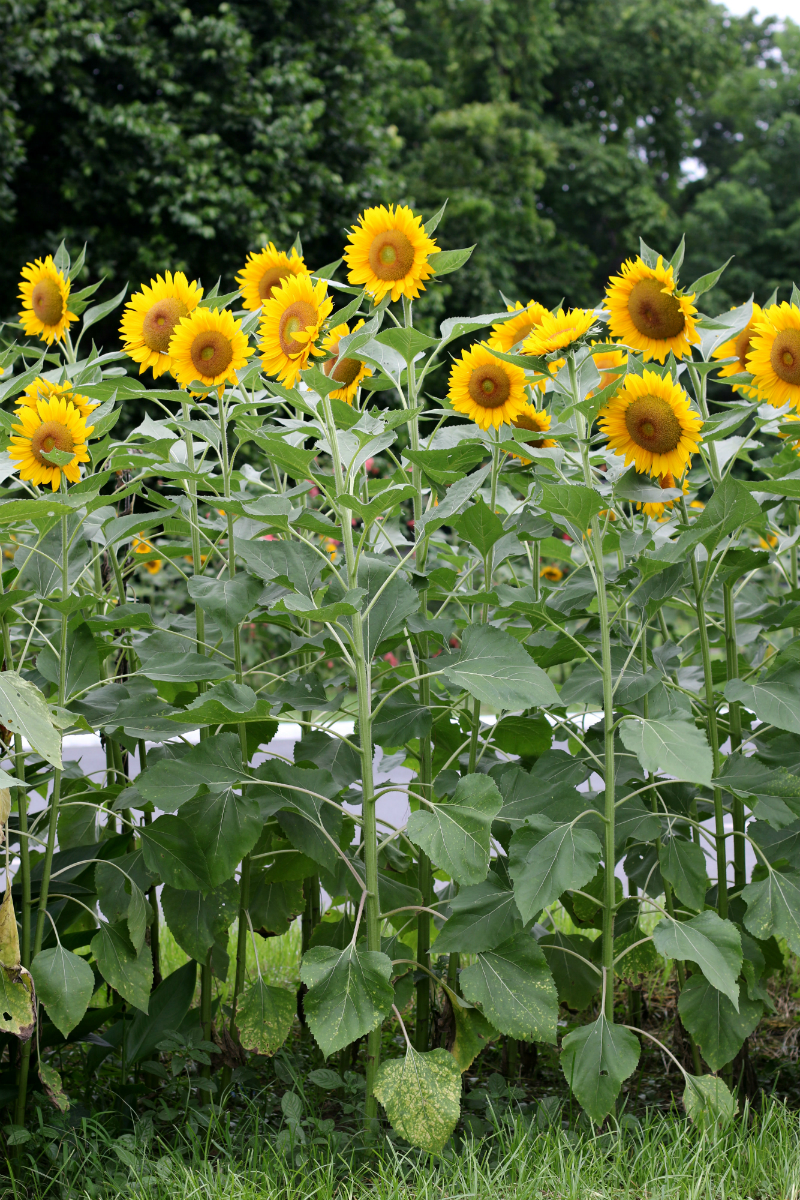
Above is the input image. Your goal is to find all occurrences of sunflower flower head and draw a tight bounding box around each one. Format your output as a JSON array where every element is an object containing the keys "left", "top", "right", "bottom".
[
  {"left": 16, "top": 377, "right": 99, "bottom": 423},
  {"left": 320, "top": 320, "right": 372, "bottom": 403},
  {"left": 509, "top": 404, "right": 555, "bottom": 463},
  {"left": 711, "top": 305, "right": 763, "bottom": 399},
  {"left": 488, "top": 301, "right": 549, "bottom": 354},
  {"left": 133, "top": 534, "right": 163, "bottom": 573},
  {"left": 747, "top": 303, "right": 800, "bottom": 410},
  {"left": 18, "top": 257, "right": 77, "bottom": 346},
  {"left": 605, "top": 256, "right": 699, "bottom": 362},
  {"left": 344, "top": 204, "right": 440, "bottom": 304},
  {"left": 448, "top": 343, "right": 528, "bottom": 430},
  {"left": 259, "top": 273, "right": 333, "bottom": 386},
  {"left": 597, "top": 369, "right": 703, "bottom": 478},
  {"left": 8, "top": 394, "right": 93, "bottom": 491},
  {"left": 523, "top": 308, "right": 597, "bottom": 357},
  {"left": 592, "top": 343, "right": 628, "bottom": 389},
  {"left": 236, "top": 243, "right": 309, "bottom": 313},
  {"left": 540, "top": 564, "right": 564, "bottom": 583},
  {"left": 120, "top": 272, "right": 204, "bottom": 378},
  {"left": 169, "top": 306, "right": 252, "bottom": 391},
  {"left": 636, "top": 473, "right": 690, "bottom": 520}
]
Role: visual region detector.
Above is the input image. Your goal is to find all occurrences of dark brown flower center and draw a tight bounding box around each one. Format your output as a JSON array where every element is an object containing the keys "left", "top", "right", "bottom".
[
  {"left": 190, "top": 329, "right": 234, "bottom": 378},
  {"left": 31, "top": 279, "right": 64, "bottom": 327},
  {"left": 368, "top": 229, "right": 415, "bottom": 281},
  {"left": 143, "top": 297, "right": 189, "bottom": 353},
  {"left": 278, "top": 300, "right": 317, "bottom": 357},
  {"left": 735, "top": 324, "right": 754, "bottom": 371},
  {"left": 627, "top": 278, "right": 686, "bottom": 340},
  {"left": 258, "top": 266, "right": 293, "bottom": 302},
  {"left": 624, "top": 395, "right": 682, "bottom": 454},
  {"left": 467, "top": 364, "right": 511, "bottom": 409},
  {"left": 30, "top": 420, "right": 75, "bottom": 465},
  {"left": 770, "top": 328, "right": 800, "bottom": 385},
  {"left": 324, "top": 347, "right": 363, "bottom": 388},
  {"left": 513, "top": 410, "right": 548, "bottom": 445}
]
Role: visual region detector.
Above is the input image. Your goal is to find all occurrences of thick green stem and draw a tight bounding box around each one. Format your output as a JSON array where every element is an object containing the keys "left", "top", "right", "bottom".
[
  {"left": 19, "top": 506, "right": 70, "bottom": 1120},
  {"left": 320, "top": 389, "right": 381, "bottom": 1123},
  {"left": 723, "top": 582, "right": 746, "bottom": 890},
  {"left": 682, "top": 502, "right": 727, "bottom": 917}
]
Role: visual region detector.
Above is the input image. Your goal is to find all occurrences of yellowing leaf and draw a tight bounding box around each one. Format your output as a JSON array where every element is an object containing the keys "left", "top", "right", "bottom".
[
  {"left": 38, "top": 1062, "right": 69, "bottom": 1112},
  {"left": 0, "top": 886, "right": 20, "bottom": 969},
  {"left": 0, "top": 964, "right": 35, "bottom": 1040},
  {"left": 237, "top": 978, "right": 295, "bottom": 1057},
  {"left": 374, "top": 1047, "right": 461, "bottom": 1152}
]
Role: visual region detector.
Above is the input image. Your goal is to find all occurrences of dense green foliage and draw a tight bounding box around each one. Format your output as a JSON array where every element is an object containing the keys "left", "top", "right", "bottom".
[{"left": 2, "top": 1, "right": 800, "bottom": 322}]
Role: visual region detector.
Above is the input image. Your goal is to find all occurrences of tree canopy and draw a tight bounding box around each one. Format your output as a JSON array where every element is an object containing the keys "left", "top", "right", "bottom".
[{"left": 1, "top": 0, "right": 797, "bottom": 321}]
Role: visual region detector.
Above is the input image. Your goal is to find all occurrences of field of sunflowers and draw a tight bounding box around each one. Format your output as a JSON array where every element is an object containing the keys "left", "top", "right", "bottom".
[{"left": 1, "top": 204, "right": 800, "bottom": 1159}]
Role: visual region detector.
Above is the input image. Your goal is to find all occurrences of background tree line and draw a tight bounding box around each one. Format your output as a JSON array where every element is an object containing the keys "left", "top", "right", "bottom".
[{"left": 1, "top": 0, "right": 798, "bottom": 327}]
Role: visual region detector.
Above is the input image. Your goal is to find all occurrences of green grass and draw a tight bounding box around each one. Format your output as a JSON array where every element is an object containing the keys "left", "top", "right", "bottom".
[{"left": 6, "top": 1098, "right": 800, "bottom": 1199}]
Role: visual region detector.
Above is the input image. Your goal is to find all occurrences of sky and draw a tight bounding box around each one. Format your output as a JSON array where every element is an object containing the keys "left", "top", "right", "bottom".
[{"left": 724, "top": 0, "right": 800, "bottom": 18}]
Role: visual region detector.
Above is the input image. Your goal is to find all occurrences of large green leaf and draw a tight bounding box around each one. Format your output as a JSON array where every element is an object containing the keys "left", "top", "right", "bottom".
[
  {"left": 125, "top": 962, "right": 197, "bottom": 1064},
  {"left": 255, "top": 761, "right": 343, "bottom": 874},
  {"left": 539, "top": 482, "right": 604, "bottom": 537},
  {"left": 137, "top": 733, "right": 244, "bottom": 810},
  {"left": 651, "top": 912, "right": 742, "bottom": 1007},
  {"left": 161, "top": 882, "right": 238, "bottom": 963},
  {"left": 659, "top": 837, "right": 709, "bottom": 912},
  {"left": 300, "top": 943, "right": 394, "bottom": 1055},
  {"left": 714, "top": 755, "right": 800, "bottom": 828},
  {"left": 508, "top": 820, "right": 602, "bottom": 923},
  {"left": 725, "top": 667, "right": 800, "bottom": 736},
  {"left": 31, "top": 946, "right": 95, "bottom": 1038},
  {"left": 249, "top": 874, "right": 305, "bottom": 937},
  {"left": 90, "top": 923, "right": 153, "bottom": 1012},
  {"left": 442, "top": 624, "right": 559, "bottom": 710},
  {"left": 406, "top": 773, "right": 502, "bottom": 886},
  {"left": 237, "top": 978, "right": 296, "bottom": 1056},
  {"left": 139, "top": 816, "right": 213, "bottom": 892},
  {"left": 741, "top": 870, "right": 800, "bottom": 955},
  {"left": 433, "top": 874, "right": 522, "bottom": 954},
  {"left": 681, "top": 475, "right": 762, "bottom": 553},
  {"left": 37, "top": 621, "right": 101, "bottom": 701},
  {"left": 619, "top": 717, "right": 713, "bottom": 786},
  {"left": 539, "top": 932, "right": 600, "bottom": 1010},
  {"left": 180, "top": 787, "right": 264, "bottom": 887},
  {"left": 0, "top": 672, "right": 61, "bottom": 767},
  {"left": 373, "top": 692, "right": 432, "bottom": 748},
  {"left": 137, "top": 653, "right": 230, "bottom": 683},
  {"left": 452, "top": 496, "right": 505, "bottom": 556},
  {"left": 357, "top": 557, "right": 419, "bottom": 660},
  {"left": 560, "top": 1016, "right": 640, "bottom": 1124},
  {"left": 678, "top": 974, "right": 762, "bottom": 1071},
  {"left": 460, "top": 931, "right": 558, "bottom": 1041},
  {"left": 373, "top": 1047, "right": 462, "bottom": 1153},
  {"left": 187, "top": 574, "right": 263, "bottom": 634}
]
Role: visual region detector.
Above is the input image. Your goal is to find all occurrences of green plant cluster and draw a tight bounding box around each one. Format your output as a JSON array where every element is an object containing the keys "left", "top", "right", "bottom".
[{"left": 0, "top": 228, "right": 799, "bottom": 1157}]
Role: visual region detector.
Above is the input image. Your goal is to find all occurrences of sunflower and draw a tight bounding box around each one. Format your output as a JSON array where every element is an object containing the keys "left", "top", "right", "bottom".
[
  {"left": 237, "top": 243, "right": 308, "bottom": 313},
  {"left": 489, "top": 301, "right": 549, "bottom": 354},
  {"left": 120, "top": 272, "right": 203, "bottom": 379},
  {"left": 320, "top": 320, "right": 372, "bottom": 403},
  {"left": 169, "top": 307, "right": 252, "bottom": 391},
  {"left": 592, "top": 344, "right": 628, "bottom": 390},
  {"left": 711, "top": 305, "right": 763, "bottom": 399},
  {"left": 597, "top": 369, "right": 703, "bottom": 478},
  {"left": 636, "top": 473, "right": 690, "bottom": 520},
  {"left": 540, "top": 564, "right": 564, "bottom": 583},
  {"left": 605, "top": 256, "right": 699, "bottom": 362},
  {"left": 18, "top": 257, "right": 77, "bottom": 346},
  {"left": 16, "top": 377, "right": 98, "bottom": 423},
  {"left": 344, "top": 204, "right": 440, "bottom": 304},
  {"left": 509, "top": 404, "right": 555, "bottom": 463},
  {"left": 8, "top": 394, "right": 93, "bottom": 491},
  {"left": 259, "top": 273, "right": 333, "bottom": 386},
  {"left": 747, "top": 303, "right": 800, "bottom": 410},
  {"left": 132, "top": 535, "right": 163, "bottom": 574},
  {"left": 448, "top": 343, "right": 528, "bottom": 430},
  {"left": 523, "top": 308, "right": 597, "bottom": 357}
]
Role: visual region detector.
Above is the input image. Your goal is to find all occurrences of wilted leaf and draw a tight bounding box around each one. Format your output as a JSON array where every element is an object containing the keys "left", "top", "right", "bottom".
[
  {"left": 91, "top": 923, "right": 153, "bottom": 1012},
  {"left": 38, "top": 1062, "right": 69, "bottom": 1112}
]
